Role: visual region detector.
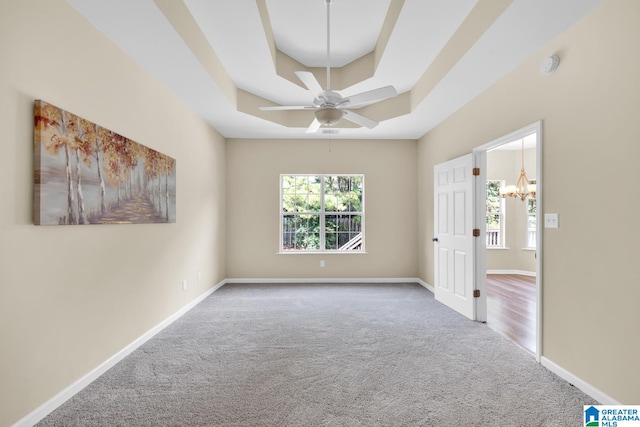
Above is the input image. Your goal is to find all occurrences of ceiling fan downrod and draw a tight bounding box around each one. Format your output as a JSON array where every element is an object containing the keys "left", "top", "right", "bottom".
[{"left": 325, "top": 0, "right": 332, "bottom": 92}]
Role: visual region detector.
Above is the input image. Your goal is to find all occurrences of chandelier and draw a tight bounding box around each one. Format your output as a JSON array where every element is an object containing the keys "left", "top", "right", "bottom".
[{"left": 499, "top": 139, "right": 536, "bottom": 201}]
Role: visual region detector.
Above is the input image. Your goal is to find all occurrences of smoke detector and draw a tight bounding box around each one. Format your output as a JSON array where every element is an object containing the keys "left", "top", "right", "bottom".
[{"left": 541, "top": 55, "right": 560, "bottom": 75}]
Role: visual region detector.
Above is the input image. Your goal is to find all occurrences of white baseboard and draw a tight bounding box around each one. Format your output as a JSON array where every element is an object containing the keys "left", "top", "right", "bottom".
[
  {"left": 224, "top": 277, "right": 424, "bottom": 284},
  {"left": 487, "top": 269, "right": 536, "bottom": 277},
  {"left": 416, "top": 278, "right": 434, "bottom": 293},
  {"left": 225, "top": 277, "right": 434, "bottom": 294},
  {"left": 13, "top": 280, "right": 226, "bottom": 427},
  {"left": 540, "top": 356, "right": 621, "bottom": 404}
]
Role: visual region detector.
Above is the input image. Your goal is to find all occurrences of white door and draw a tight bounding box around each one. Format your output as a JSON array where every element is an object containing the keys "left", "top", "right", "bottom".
[{"left": 434, "top": 154, "right": 475, "bottom": 319}]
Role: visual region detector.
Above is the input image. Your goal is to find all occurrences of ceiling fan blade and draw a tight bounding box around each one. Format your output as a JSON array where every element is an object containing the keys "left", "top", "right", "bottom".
[
  {"left": 340, "top": 85, "right": 397, "bottom": 108},
  {"left": 295, "top": 71, "right": 325, "bottom": 99},
  {"left": 342, "top": 110, "right": 378, "bottom": 129},
  {"left": 305, "top": 118, "right": 321, "bottom": 134},
  {"left": 259, "top": 105, "right": 315, "bottom": 111}
]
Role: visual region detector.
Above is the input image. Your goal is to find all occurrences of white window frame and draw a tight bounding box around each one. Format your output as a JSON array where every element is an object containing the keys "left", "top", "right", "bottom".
[
  {"left": 279, "top": 174, "right": 365, "bottom": 253},
  {"left": 486, "top": 179, "right": 505, "bottom": 248}
]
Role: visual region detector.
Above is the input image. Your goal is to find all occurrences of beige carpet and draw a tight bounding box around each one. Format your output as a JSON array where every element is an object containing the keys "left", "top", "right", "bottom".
[{"left": 38, "top": 283, "right": 594, "bottom": 426}]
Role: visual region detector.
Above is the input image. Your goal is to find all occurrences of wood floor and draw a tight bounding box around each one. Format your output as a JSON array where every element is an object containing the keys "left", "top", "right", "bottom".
[{"left": 486, "top": 274, "right": 536, "bottom": 354}]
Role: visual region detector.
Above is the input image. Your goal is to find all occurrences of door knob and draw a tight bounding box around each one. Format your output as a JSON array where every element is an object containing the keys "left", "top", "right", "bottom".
[{"left": 432, "top": 237, "right": 439, "bottom": 242}]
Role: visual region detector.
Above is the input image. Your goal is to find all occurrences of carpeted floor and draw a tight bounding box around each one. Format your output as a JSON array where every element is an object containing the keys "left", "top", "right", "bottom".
[{"left": 37, "top": 283, "right": 594, "bottom": 426}]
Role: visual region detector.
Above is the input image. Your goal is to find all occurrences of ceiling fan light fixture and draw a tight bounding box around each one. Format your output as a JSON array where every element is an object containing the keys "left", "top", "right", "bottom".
[{"left": 314, "top": 107, "right": 343, "bottom": 126}]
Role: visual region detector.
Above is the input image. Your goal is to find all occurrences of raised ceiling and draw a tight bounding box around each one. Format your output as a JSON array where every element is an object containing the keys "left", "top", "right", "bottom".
[{"left": 65, "top": 0, "right": 603, "bottom": 139}]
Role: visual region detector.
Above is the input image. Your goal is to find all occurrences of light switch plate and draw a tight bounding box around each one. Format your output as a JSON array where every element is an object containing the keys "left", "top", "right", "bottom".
[{"left": 544, "top": 213, "right": 559, "bottom": 229}]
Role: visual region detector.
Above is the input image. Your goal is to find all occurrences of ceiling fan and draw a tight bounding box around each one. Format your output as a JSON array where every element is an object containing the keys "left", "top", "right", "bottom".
[{"left": 259, "top": 0, "right": 398, "bottom": 133}]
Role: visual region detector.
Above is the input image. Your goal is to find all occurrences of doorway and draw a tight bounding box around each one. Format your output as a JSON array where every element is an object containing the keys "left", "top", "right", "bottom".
[{"left": 473, "top": 121, "right": 542, "bottom": 361}]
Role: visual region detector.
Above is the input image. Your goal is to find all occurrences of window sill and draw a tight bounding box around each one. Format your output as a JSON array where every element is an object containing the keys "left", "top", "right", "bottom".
[
  {"left": 277, "top": 251, "right": 368, "bottom": 255},
  {"left": 487, "top": 247, "right": 509, "bottom": 250},
  {"left": 521, "top": 247, "right": 537, "bottom": 251}
]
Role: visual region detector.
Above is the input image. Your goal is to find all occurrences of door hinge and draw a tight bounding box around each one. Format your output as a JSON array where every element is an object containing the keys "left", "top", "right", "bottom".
[
  {"left": 472, "top": 167, "right": 480, "bottom": 176},
  {"left": 473, "top": 228, "right": 480, "bottom": 237},
  {"left": 473, "top": 289, "right": 481, "bottom": 298}
]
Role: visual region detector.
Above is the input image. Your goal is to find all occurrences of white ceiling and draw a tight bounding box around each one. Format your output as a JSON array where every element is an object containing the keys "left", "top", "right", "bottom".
[{"left": 65, "top": 0, "right": 603, "bottom": 140}]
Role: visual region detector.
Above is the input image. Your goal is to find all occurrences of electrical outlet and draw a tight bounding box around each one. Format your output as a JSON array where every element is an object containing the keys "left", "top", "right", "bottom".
[
  {"left": 182, "top": 279, "right": 187, "bottom": 290},
  {"left": 197, "top": 272, "right": 202, "bottom": 282},
  {"left": 320, "top": 260, "right": 325, "bottom": 268}
]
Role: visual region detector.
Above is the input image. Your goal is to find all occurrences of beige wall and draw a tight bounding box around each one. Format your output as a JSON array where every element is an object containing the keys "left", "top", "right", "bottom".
[
  {"left": 486, "top": 148, "right": 536, "bottom": 272},
  {"left": 418, "top": 0, "right": 640, "bottom": 403},
  {"left": 226, "top": 138, "right": 418, "bottom": 279},
  {"left": 0, "top": 1, "right": 226, "bottom": 425}
]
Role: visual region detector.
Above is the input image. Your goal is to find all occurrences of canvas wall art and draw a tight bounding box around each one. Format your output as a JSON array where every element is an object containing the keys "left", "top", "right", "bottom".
[{"left": 34, "top": 100, "right": 176, "bottom": 225}]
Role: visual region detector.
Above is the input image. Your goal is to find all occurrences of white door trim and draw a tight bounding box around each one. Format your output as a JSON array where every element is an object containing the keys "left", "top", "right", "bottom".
[
  {"left": 472, "top": 120, "right": 543, "bottom": 363},
  {"left": 473, "top": 150, "right": 487, "bottom": 323}
]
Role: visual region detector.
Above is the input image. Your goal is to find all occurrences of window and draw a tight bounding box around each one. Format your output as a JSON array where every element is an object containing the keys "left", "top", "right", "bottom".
[
  {"left": 486, "top": 180, "right": 505, "bottom": 248},
  {"left": 281, "top": 175, "right": 364, "bottom": 252},
  {"left": 526, "top": 180, "right": 537, "bottom": 248}
]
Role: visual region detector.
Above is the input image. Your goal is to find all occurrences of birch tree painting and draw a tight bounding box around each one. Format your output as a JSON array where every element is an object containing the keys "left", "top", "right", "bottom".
[{"left": 34, "top": 100, "right": 176, "bottom": 225}]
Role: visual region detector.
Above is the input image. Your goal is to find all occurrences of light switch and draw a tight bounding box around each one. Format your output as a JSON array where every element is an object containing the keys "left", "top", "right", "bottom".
[{"left": 544, "top": 213, "right": 559, "bottom": 229}]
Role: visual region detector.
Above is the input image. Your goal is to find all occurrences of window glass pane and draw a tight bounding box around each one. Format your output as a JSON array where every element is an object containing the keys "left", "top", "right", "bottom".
[
  {"left": 326, "top": 198, "right": 342, "bottom": 213},
  {"left": 325, "top": 215, "right": 362, "bottom": 250},
  {"left": 308, "top": 177, "right": 321, "bottom": 194},
  {"left": 487, "top": 199, "right": 500, "bottom": 214},
  {"left": 337, "top": 233, "right": 350, "bottom": 247},
  {"left": 293, "top": 175, "right": 307, "bottom": 193},
  {"left": 308, "top": 194, "right": 321, "bottom": 212},
  {"left": 294, "top": 194, "right": 306, "bottom": 212},
  {"left": 282, "top": 214, "right": 320, "bottom": 250},
  {"left": 349, "top": 176, "right": 363, "bottom": 212},
  {"left": 306, "top": 176, "right": 321, "bottom": 212},
  {"left": 282, "top": 195, "right": 295, "bottom": 212},
  {"left": 282, "top": 175, "right": 295, "bottom": 194},
  {"left": 324, "top": 176, "right": 363, "bottom": 213},
  {"left": 486, "top": 180, "right": 504, "bottom": 248},
  {"left": 526, "top": 180, "right": 536, "bottom": 248},
  {"left": 486, "top": 181, "right": 501, "bottom": 213},
  {"left": 324, "top": 176, "right": 342, "bottom": 212},
  {"left": 487, "top": 180, "right": 501, "bottom": 198},
  {"left": 486, "top": 214, "right": 500, "bottom": 229},
  {"left": 325, "top": 215, "right": 338, "bottom": 250}
]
